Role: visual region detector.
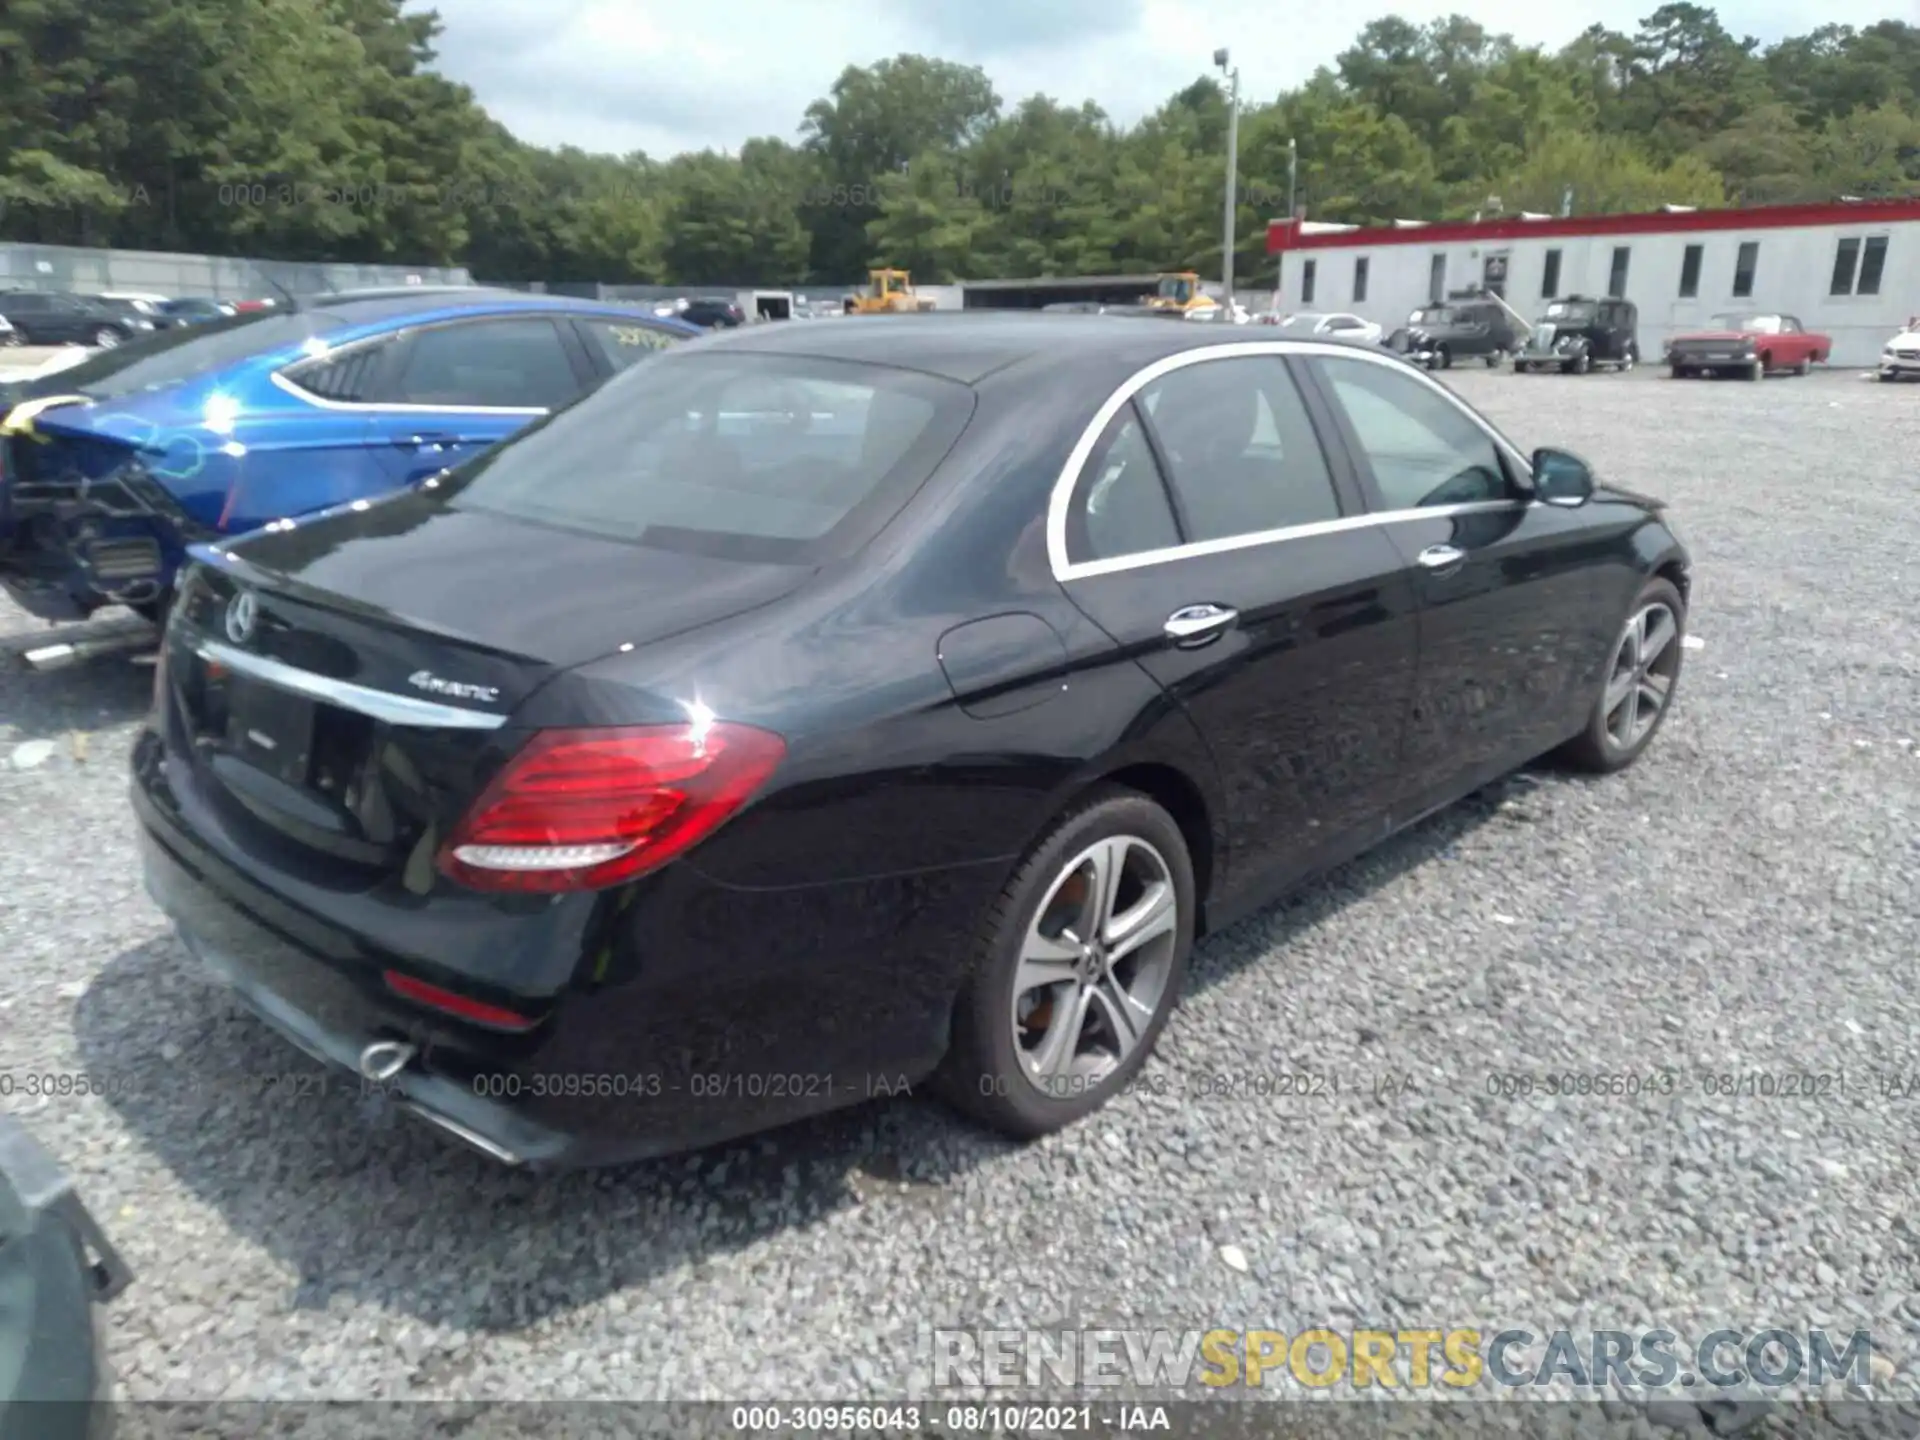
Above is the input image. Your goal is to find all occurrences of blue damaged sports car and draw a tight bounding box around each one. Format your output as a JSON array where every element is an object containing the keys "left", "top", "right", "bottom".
[{"left": 0, "top": 289, "right": 699, "bottom": 622}]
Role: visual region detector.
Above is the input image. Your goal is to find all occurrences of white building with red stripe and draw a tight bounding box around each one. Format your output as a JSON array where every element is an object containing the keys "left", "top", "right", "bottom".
[{"left": 1264, "top": 200, "right": 1920, "bottom": 367}]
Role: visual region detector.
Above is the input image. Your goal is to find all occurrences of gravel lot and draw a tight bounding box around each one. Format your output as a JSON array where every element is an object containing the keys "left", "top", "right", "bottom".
[{"left": 2, "top": 367, "right": 1916, "bottom": 1409}]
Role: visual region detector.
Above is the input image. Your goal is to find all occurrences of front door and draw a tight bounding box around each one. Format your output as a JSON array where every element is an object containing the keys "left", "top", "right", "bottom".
[
  {"left": 1054, "top": 352, "right": 1421, "bottom": 905},
  {"left": 1299, "top": 352, "right": 1622, "bottom": 808}
]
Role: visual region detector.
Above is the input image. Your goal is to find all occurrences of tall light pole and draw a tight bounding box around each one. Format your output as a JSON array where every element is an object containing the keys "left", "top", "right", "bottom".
[
  {"left": 1214, "top": 47, "right": 1240, "bottom": 323},
  {"left": 1287, "top": 136, "right": 1297, "bottom": 224}
]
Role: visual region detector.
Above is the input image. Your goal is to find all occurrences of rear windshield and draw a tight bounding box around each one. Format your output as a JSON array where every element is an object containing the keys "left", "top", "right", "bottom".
[
  {"left": 444, "top": 352, "right": 976, "bottom": 562},
  {"left": 52, "top": 311, "right": 348, "bottom": 401}
]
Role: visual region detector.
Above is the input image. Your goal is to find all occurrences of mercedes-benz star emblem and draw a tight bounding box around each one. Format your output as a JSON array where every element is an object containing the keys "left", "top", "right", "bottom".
[{"left": 224, "top": 590, "right": 258, "bottom": 645}]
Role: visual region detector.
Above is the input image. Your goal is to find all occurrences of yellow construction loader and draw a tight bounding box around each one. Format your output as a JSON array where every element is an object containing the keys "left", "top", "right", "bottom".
[
  {"left": 1143, "top": 271, "right": 1219, "bottom": 317},
  {"left": 845, "top": 269, "right": 937, "bottom": 314}
]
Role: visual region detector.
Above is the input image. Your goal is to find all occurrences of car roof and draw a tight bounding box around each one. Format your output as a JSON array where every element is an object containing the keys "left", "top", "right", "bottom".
[
  {"left": 304, "top": 289, "right": 701, "bottom": 331},
  {"left": 678, "top": 311, "right": 1410, "bottom": 385}
]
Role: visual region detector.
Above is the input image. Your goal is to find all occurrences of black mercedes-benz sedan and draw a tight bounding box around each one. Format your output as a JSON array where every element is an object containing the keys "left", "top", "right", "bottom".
[{"left": 130, "top": 315, "right": 1691, "bottom": 1168}]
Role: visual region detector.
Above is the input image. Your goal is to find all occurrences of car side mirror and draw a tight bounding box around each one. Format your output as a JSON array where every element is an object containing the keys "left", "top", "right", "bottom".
[{"left": 1532, "top": 448, "right": 1594, "bottom": 507}]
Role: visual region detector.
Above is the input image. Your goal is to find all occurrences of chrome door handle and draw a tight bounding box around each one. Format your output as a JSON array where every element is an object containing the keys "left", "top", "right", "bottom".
[
  {"left": 1164, "top": 603, "right": 1238, "bottom": 647},
  {"left": 1417, "top": 544, "right": 1466, "bottom": 572}
]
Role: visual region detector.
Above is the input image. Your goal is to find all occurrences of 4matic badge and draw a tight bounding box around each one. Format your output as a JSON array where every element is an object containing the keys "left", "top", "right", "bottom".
[{"left": 408, "top": 670, "right": 500, "bottom": 703}]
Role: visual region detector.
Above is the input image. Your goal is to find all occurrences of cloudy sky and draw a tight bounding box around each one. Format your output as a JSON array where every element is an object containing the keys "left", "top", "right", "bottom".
[{"left": 422, "top": 0, "right": 1912, "bottom": 160}]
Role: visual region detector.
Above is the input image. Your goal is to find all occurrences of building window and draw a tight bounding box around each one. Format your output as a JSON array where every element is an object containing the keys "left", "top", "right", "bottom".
[
  {"left": 1302, "top": 258, "right": 1317, "bottom": 304},
  {"left": 1678, "top": 244, "right": 1703, "bottom": 299},
  {"left": 1541, "top": 248, "right": 1562, "bottom": 298},
  {"left": 1608, "top": 246, "right": 1631, "bottom": 298},
  {"left": 1428, "top": 253, "right": 1446, "bottom": 304},
  {"left": 1353, "top": 256, "right": 1369, "bottom": 304},
  {"left": 1831, "top": 237, "right": 1861, "bottom": 295},
  {"left": 1732, "top": 242, "right": 1759, "bottom": 299},
  {"left": 1858, "top": 236, "right": 1889, "bottom": 295}
]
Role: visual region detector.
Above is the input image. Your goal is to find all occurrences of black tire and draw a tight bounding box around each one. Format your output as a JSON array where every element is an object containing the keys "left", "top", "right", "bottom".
[
  {"left": 1483, "top": 351, "right": 1501, "bottom": 369},
  {"left": 1668, "top": 366, "right": 1689, "bottom": 379},
  {"left": 1435, "top": 346, "right": 1452, "bottom": 370},
  {"left": 1559, "top": 576, "right": 1686, "bottom": 775},
  {"left": 1572, "top": 350, "right": 1591, "bottom": 375},
  {"left": 1619, "top": 343, "right": 1638, "bottom": 373},
  {"left": 934, "top": 786, "right": 1196, "bottom": 1139},
  {"left": 1748, "top": 357, "right": 1765, "bottom": 380},
  {"left": 1792, "top": 357, "right": 1811, "bottom": 376}
]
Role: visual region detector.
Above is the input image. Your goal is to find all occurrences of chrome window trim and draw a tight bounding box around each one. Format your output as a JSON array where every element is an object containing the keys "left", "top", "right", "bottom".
[
  {"left": 1046, "top": 339, "right": 1535, "bottom": 583},
  {"left": 194, "top": 638, "right": 508, "bottom": 729}
]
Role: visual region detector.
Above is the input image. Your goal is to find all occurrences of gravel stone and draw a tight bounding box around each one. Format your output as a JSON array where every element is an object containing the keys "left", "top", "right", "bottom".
[{"left": 0, "top": 368, "right": 1915, "bottom": 1404}]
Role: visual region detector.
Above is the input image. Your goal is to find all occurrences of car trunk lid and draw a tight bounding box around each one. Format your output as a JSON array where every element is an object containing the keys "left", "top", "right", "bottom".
[{"left": 161, "top": 489, "right": 813, "bottom": 884}]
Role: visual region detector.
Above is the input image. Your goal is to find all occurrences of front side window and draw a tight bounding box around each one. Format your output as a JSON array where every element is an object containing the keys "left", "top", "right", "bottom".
[
  {"left": 1312, "top": 356, "right": 1510, "bottom": 511},
  {"left": 1066, "top": 405, "right": 1180, "bottom": 564},
  {"left": 579, "top": 317, "right": 685, "bottom": 374},
  {"left": 371, "top": 318, "right": 580, "bottom": 409},
  {"left": 1136, "top": 356, "right": 1341, "bottom": 542},
  {"left": 446, "top": 353, "right": 974, "bottom": 562}
]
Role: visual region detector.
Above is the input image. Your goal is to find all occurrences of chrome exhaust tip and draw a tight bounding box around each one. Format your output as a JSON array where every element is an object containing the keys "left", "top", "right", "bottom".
[
  {"left": 399, "top": 1102, "right": 524, "bottom": 1166},
  {"left": 357, "top": 1039, "right": 417, "bottom": 1083}
]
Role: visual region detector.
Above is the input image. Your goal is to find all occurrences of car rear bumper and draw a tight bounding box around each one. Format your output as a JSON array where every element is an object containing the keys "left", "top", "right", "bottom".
[{"left": 130, "top": 727, "right": 979, "bottom": 1169}]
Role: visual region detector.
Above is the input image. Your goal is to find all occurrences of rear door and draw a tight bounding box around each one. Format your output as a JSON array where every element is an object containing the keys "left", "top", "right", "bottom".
[
  {"left": 358, "top": 316, "right": 598, "bottom": 485},
  {"left": 1053, "top": 350, "right": 1421, "bottom": 903},
  {"left": 1298, "top": 351, "right": 1619, "bottom": 808}
]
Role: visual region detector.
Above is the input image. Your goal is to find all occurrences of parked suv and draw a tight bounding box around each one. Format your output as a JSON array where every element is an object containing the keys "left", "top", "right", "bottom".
[
  {"left": 678, "top": 296, "right": 746, "bottom": 328},
  {"left": 1391, "top": 295, "right": 1518, "bottom": 369},
  {"left": 1514, "top": 296, "right": 1640, "bottom": 375}
]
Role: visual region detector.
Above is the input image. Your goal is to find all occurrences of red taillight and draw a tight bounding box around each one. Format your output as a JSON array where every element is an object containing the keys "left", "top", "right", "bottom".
[
  {"left": 436, "top": 721, "right": 786, "bottom": 894},
  {"left": 382, "top": 970, "right": 537, "bottom": 1031}
]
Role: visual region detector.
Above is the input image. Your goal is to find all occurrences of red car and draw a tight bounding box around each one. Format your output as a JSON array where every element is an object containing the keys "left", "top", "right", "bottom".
[{"left": 1665, "top": 312, "right": 1829, "bottom": 379}]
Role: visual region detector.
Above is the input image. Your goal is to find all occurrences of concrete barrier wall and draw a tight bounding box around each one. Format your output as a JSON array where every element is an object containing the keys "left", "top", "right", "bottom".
[{"left": 0, "top": 242, "right": 469, "bottom": 299}]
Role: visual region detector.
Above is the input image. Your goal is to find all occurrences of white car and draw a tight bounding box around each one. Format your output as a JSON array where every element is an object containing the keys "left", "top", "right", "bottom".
[
  {"left": 1879, "top": 319, "right": 1920, "bottom": 381},
  {"left": 1269, "top": 310, "right": 1385, "bottom": 344}
]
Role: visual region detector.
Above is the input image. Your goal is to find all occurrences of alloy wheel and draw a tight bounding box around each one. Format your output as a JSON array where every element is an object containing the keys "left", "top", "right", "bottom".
[
  {"left": 93, "top": 328, "right": 121, "bottom": 349},
  {"left": 1621, "top": 344, "right": 1637, "bottom": 372},
  {"left": 1011, "top": 835, "right": 1178, "bottom": 1089},
  {"left": 1603, "top": 602, "right": 1679, "bottom": 750}
]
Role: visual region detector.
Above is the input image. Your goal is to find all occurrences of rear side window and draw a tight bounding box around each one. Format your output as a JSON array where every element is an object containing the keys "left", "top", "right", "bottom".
[
  {"left": 282, "top": 339, "right": 394, "bottom": 402},
  {"left": 370, "top": 318, "right": 580, "bottom": 409},
  {"left": 578, "top": 318, "right": 684, "bottom": 373},
  {"left": 1066, "top": 405, "right": 1180, "bottom": 564},
  {"left": 1138, "top": 356, "right": 1341, "bottom": 541},
  {"left": 444, "top": 354, "right": 975, "bottom": 562}
]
